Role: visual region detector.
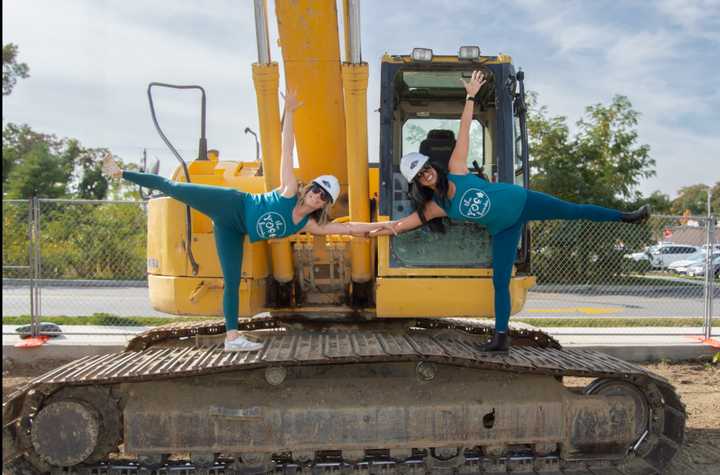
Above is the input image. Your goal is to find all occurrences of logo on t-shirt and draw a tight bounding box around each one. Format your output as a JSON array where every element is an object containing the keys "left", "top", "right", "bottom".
[
  {"left": 459, "top": 188, "right": 491, "bottom": 219},
  {"left": 256, "top": 211, "right": 287, "bottom": 239}
]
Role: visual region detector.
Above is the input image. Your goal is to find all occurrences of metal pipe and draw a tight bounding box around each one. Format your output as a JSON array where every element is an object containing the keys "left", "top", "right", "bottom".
[
  {"left": 253, "top": 0, "right": 271, "bottom": 64},
  {"left": 341, "top": 63, "right": 371, "bottom": 282},
  {"left": 28, "top": 198, "right": 36, "bottom": 337},
  {"left": 345, "top": 0, "right": 362, "bottom": 64},
  {"left": 342, "top": 0, "right": 351, "bottom": 63},
  {"left": 31, "top": 197, "right": 43, "bottom": 337},
  {"left": 704, "top": 189, "right": 714, "bottom": 339}
]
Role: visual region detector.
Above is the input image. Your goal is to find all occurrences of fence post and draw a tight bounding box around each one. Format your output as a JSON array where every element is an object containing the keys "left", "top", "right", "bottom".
[
  {"left": 28, "top": 198, "right": 36, "bottom": 337},
  {"left": 704, "top": 190, "right": 715, "bottom": 340},
  {"left": 31, "top": 197, "right": 42, "bottom": 337}
]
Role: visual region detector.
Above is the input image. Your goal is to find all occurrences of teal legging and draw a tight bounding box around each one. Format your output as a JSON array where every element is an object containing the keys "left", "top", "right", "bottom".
[
  {"left": 123, "top": 171, "right": 247, "bottom": 331},
  {"left": 491, "top": 190, "right": 622, "bottom": 332}
]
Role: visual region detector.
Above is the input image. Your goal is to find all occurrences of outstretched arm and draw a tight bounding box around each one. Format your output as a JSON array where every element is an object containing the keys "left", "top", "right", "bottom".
[
  {"left": 369, "top": 201, "right": 447, "bottom": 236},
  {"left": 303, "top": 219, "right": 396, "bottom": 237},
  {"left": 448, "top": 70, "right": 486, "bottom": 175},
  {"left": 279, "top": 90, "right": 303, "bottom": 198}
]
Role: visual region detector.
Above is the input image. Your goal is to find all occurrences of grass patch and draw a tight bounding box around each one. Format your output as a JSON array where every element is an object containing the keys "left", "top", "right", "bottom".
[
  {"left": 515, "top": 318, "right": 713, "bottom": 327},
  {"left": 2, "top": 313, "right": 218, "bottom": 327}
]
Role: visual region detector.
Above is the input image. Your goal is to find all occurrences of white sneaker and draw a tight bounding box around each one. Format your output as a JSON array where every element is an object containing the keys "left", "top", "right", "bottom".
[
  {"left": 102, "top": 154, "right": 123, "bottom": 179},
  {"left": 224, "top": 335, "right": 264, "bottom": 352}
]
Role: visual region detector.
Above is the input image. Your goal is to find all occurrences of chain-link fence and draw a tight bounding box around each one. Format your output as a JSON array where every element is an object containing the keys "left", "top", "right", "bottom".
[
  {"left": 518, "top": 215, "right": 719, "bottom": 323},
  {"left": 2, "top": 199, "right": 718, "bottom": 337},
  {"left": 2, "top": 199, "right": 160, "bottom": 335},
  {"left": 3, "top": 200, "right": 33, "bottom": 318}
]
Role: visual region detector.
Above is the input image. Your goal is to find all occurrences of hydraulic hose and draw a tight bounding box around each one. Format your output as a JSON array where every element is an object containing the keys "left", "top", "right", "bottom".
[{"left": 147, "top": 83, "right": 209, "bottom": 276}]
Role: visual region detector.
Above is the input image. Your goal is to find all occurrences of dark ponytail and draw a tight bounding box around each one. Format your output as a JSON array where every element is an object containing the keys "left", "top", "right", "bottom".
[{"left": 409, "top": 166, "right": 450, "bottom": 233}]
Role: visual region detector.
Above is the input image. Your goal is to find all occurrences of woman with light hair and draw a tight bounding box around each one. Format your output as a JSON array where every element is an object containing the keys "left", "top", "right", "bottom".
[{"left": 103, "top": 91, "right": 391, "bottom": 352}]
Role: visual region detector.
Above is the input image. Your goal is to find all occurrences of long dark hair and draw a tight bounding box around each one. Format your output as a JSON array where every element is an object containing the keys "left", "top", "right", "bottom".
[{"left": 409, "top": 164, "right": 450, "bottom": 233}]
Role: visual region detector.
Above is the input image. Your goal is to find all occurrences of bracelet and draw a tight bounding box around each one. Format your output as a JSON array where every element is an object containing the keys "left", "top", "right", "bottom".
[{"left": 466, "top": 95, "right": 475, "bottom": 102}]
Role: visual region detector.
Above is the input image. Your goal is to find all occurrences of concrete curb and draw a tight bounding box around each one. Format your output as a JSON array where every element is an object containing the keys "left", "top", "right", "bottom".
[{"left": 3, "top": 325, "right": 718, "bottom": 366}]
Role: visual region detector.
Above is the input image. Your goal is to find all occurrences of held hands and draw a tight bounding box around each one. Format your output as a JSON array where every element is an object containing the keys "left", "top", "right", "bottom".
[
  {"left": 461, "top": 70, "right": 486, "bottom": 98},
  {"left": 368, "top": 221, "right": 399, "bottom": 237},
  {"left": 281, "top": 89, "right": 303, "bottom": 112}
]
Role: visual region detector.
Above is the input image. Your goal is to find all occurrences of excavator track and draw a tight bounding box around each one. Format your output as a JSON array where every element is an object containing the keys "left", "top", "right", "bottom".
[
  {"left": 125, "top": 315, "right": 562, "bottom": 352},
  {"left": 3, "top": 318, "right": 685, "bottom": 474}
]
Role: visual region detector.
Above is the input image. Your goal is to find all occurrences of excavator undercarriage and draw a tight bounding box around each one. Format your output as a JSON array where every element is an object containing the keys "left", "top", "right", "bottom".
[{"left": 3, "top": 316, "right": 685, "bottom": 474}]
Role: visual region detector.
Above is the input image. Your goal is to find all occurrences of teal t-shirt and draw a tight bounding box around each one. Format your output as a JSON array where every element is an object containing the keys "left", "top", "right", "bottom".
[
  {"left": 243, "top": 191, "right": 309, "bottom": 242},
  {"left": 435, "top": 173, "right": 527, "bottom": 235}
]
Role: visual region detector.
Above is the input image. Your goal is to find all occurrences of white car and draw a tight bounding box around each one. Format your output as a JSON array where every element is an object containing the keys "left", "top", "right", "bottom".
[
  {"left": 686, "top": 255, "right": 720, "bottom": 278},
  {"left": 667, "top": 252, "right": 715, "bottom": 274},
  {"left": 625, "top": 245, "right": 658, "bottom": 262},
  {"left": 646, "top": 244, "right": 702, "bottom": 268}
]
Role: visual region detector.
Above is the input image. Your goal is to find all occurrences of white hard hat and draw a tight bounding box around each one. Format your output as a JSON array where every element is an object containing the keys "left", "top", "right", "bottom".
[
  {"left": 400, "top": 152, "right": 430, "bottom": 183},
  {"left": 312, "top": 175, "right": 340, "bottom": 203}
]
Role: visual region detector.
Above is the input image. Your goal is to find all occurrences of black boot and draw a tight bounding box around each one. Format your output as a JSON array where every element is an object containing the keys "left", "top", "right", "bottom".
[
  {"left": 621, "top": 204, "right": 651, "bottom": 224},
  {"left": 480, "top": 332, "right": 510, "bottom": 352}
]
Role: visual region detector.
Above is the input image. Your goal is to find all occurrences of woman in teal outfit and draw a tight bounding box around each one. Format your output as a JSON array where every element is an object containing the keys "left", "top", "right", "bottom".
[
  {"left": 103, "top": 91, "right": 391, "bottom": 352},
  {"left": 371, "top": 71, "right": 649, "bottom": 352}
]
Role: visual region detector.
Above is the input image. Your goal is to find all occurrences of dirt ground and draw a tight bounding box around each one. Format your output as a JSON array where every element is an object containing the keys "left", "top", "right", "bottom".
[
  {"left": 642, "top": 361, "right": 720, "bottom": 474},
  {"left": 565, "top": 360, "right": 720, "bottom": 474},
  {"left": 3, "top": 359, "right": 719, "bottom": 474}
]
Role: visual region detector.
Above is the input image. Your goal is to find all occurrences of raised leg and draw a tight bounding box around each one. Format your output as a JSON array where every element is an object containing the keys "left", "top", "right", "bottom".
[
  {"left": 521, "top": 190, "right": 622, "bottom": 222},
  {"left": 122, "top": 171, "right": 243, "bottom": 221}
]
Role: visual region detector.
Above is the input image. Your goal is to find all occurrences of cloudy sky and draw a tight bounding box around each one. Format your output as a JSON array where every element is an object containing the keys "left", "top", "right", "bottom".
[{"left": 3, "top": 0, "right": 719, "bottom": 198}]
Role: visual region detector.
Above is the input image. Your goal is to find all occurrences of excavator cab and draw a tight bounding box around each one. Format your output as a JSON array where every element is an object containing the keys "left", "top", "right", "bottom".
[{"left": 374, "top": 52, "right": 534, "bottom": 317}]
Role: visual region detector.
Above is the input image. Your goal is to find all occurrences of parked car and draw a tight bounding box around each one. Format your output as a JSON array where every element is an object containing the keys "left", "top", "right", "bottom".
[
  {"left": 686, "top": 255, "right": 720, "bottom": 278},
  {"left": 701, "top": 244, "right": 720, "bottom": 255},
  {"left": 667, "top": 252, "right": 719, "bottom": 274},
  {"left": 667, "top": 254, "right": 707, "bottom": 274},
  {"left": 646, "top": 244, "right": 702, "bottom": 268},
  {"left": 625, "top": 245, "right": 658, "bottom": 262}
]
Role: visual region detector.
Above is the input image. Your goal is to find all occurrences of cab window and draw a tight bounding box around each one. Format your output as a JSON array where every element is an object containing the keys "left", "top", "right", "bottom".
[{"left": 402, "top": 118, "right": 484, "bottom": 170}]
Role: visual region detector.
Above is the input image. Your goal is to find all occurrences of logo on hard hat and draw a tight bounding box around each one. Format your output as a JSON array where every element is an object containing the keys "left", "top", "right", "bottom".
[
  {"left": 410, "top": 160, "right": 419, "bottom": 170},
  {"left": 459, "top": 188, "right": 491, "bottom": 219}
]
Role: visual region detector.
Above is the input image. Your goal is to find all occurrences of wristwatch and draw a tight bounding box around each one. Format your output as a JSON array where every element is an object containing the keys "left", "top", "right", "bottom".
[{"left": 466, "top": 94, "right": 475, "bottom": 102}]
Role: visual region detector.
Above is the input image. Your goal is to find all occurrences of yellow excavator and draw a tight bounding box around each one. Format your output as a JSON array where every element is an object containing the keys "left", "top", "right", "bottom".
[{"left": 3, "top": 2, "right": 685, "bottom": 473}]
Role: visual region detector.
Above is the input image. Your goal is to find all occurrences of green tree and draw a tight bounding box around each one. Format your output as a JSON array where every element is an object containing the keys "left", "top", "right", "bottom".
[
  {"left": 2, "top": 123, "right": 63, "bottom": 185},
  {"left": 528, "top": 94, "right": 655, "bottom": 207},
  {"left": 39, "top": 202, "right": 146, "bottom": 280},
  {"left": 2, "top": 43, "right": 30, "bottom": 96},
  {"left": 637, "top": 190, "right": 673, "bottom": 215},
  {"left": 671, "top": 183, "right": 716, "bottom": 215},
  {"left": 4, "top": 142, "right": 72, "bottom": 198},
  {"left": 2, "top": 123, "right": 132, "bottom": 199},
  {"left": 526, "top": 93, "right": 657, "bottom": 284}
]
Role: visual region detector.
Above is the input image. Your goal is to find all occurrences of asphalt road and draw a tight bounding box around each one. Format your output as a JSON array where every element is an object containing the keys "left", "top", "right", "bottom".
[{"left": 3, "top": 283, "right": 718, "bottom": 319}]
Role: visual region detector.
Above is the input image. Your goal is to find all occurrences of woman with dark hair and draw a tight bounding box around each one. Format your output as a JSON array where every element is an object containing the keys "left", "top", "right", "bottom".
[
  {"left": 103, "top": 91, "right": 392, "bottom": 352},
  {"left": 371, "top": 70, "right": 649, "bottom": 352}
]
